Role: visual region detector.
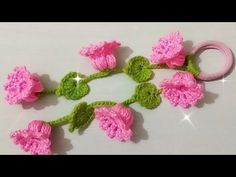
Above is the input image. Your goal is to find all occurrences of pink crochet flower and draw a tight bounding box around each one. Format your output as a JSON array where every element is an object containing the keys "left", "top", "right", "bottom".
[
  {"left": 4, "top": 66, "right": 44, "bottom": 104},
  {"left": 150, "top": 31, "right": 185, "bottom": 68},
  {"left": 160, "top": 72, "right": 204, "bottom": 108},
  {"left": 95, "top": 104, "right": 133, "bottom": 141},
  {"left": 80, "top": 40, "right": 121, "bottom": 71},
  {"left": 10, "top": 120, "right": 52, "bottom": 155}
]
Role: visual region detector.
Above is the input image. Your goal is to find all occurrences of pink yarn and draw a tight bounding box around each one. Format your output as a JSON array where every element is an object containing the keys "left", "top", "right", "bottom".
[
  {"left": 95, "top": 104, "right": 133, "bottom": 142},
  {"left": 10, "top": 120, "right": 52, "bottom": 155},
  {"left": 150, "top": 31, "right": 185, "bottom": 68},
  {"left": 80, "top": 40, "right": 121, "bottom": 71},
  {"left": 4, "top": 66, "right": 44, "bottom": 104},
  {"left": 160, "top": 72, "right": 204, "bottom": 108},
  {"left": 190, "top": 41, "right": 234, "bottom": 81}
]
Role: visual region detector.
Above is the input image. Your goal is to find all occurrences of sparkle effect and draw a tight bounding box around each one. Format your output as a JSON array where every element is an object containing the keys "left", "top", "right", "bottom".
[
  {"left": 73, "top": 74, "right": 82, "bottom": 82},
  {"left": 221, "top": 77, "right": 228, "bottom": 88},
  {"left": 220, "top": 76, "right": 235, "bottom": 98},
  {"left": 179, "top": 109, "right": 196, "bottom": 129}
]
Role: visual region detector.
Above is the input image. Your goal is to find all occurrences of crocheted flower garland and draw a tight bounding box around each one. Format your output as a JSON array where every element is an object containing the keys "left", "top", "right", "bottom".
[{"left": 4, "top": 31, "right": 234, "bottom": 155}]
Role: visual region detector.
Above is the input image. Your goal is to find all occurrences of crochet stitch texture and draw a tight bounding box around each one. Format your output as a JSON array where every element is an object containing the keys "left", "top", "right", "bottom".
[
  {"left": 95, "top": 104, "right": 133, "bottom": 141},
  {"left": 150, "top": 31, "right": 185, "bottom": 68},
  {"left": 160, "top": 72, "right": 204, "bottom": 108},
  {"left": 5, "top": 31, "right": 234, "bottom": 155},
  {"left": 10, "top": 120, "right": 51, "bottom": 155}
]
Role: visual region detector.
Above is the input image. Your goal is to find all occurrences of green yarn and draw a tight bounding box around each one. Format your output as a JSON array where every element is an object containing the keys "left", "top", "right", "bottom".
[
  {"left": 69, "top": 101, "right": 119, "bottom": 132},
  {"left": 45, "top": 55, "right": 201, "bottom": 132},
  {"left": 47, "top": 101, "right": 117, "bottom": 131},
  {"left": 38, "top": 89, "right": 57, "bottom": 97},
  {"left": 148, "top": 63, "right": 167, "bottom": 69},
  {"left": 45, "top": 54, "right": 200, "bottom": 131},
  {"left": 89, "top": 101, "right": 117, "bottom": 108},
  {"left": 83, "top": 69, "right": 113, "bottom": 83},
  {"left": 175, "top": 55, "right": 200, "bottom": 77},
  {"left": 47, "top": 81, "right": 162, "bottom": 131},
  {"left": 78, "top": 112, "right": 94, "bottom": 131},
  {"left": 184, "top": 55, "right": 201, "bottom": 77},
  {"left": 69, "top": 102, "right": 95, "bottom": 133},
  {"left": 48, "top": 102, "right": 95, "bottom": 132},
  {"left": 48, "top": 115, "right": 70, "bottom": 127},
  {"left": 134, "top": 83, "right": 162, "bottom": 109},
  {"left": 122, "top": 97, "right": 136, "bottom": 106},
  {"left": 83, "top": 68, "right": 124, "bottom": 83},
  {"left": 55, "top": 69, "right": 124, "bottom": 100},
  {"left": 112, "top": 68, "right": 124, "bottom": 74},
  {"left": 148, "top": 56, "right": 200, "bottom": 77},
  {"left": 124, "top": 56, "right": 153, "bottom": 83},
  {"left": 55, "top": 72, "right": 90, "bottom": 100}
]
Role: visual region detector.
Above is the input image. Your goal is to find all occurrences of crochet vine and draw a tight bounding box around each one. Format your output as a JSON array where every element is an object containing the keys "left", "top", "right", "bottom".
[{"left": 4, "top": 31, "right": 234, "bottom": 155}]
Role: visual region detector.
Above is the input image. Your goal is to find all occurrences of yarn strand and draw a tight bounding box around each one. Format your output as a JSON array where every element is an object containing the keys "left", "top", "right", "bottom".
[
  {"left": 83, "top": 68, "right": 124, "bottom": 83},
  {"left": 48, "top": 115, "right": 71, "bottom": 127},
  {"left": 38, "top": 89, "right": 57, "bottom": 97},
  {"left": 122, "top": 97, "right": 136, "bottom": 106}
]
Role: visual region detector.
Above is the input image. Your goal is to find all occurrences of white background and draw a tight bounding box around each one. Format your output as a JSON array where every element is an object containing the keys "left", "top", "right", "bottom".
[{"left": 0, "top": 23, "right": 236, "bottom": 154}]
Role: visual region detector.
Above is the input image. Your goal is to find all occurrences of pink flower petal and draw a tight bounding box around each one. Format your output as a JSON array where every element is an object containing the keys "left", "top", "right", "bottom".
[
  {"left": 23, "top": 94, "right": 38, "bottom": 102},
  {"left": 150, "top": 32, "right": 185, "bottom": 68},
  {"left": 28, "top": 120, "right": 51, "bottom": 137},
  {"left": 11, "top": 120, "right": 52, "bottom": 155},
  {"left": 4, "top": 66, "right": 44, "bottom": 104},
  {"left": 95, "top": 104, "right": 133, "bottom": 142},
  {"left": 80, "top": 41, "right": 120, "bottom": 71},
  {"left": 160, "top": 72, "right": 204, "bottom": 108},
  {"left": 31, "top": 74, "right": 44, "bottom": 92}
]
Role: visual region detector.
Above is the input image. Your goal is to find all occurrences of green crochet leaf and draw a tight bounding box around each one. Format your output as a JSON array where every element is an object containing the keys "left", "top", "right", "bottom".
[
  {"left": 55, "top": 72, "right": 89, "bottom": 100},
  {"left": 69, "top": 102, "right": 95, "bottom": 133},
  {"left": 184, "top": 55, "right": 201, "bottom": 77},
  {"left": 124, "top": 56, "right": 153, "bottom": 83},
  {"left": 134, "top": 83, "right": 162, "bottom": 109}
]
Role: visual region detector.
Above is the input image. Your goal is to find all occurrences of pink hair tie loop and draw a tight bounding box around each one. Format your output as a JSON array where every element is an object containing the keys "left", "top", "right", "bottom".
[{"left": 190, "top": 41, "right": 234, "bottom": 81}]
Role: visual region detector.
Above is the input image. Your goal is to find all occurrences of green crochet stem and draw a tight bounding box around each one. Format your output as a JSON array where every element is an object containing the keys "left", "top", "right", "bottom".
[
  {"left": 89, "top": 98, "right": 137, "bottom": 108},
  {"left": 40, "top": 55, "right": 200, "bottom": 101},
  {"left": 45, "top": 55, "right": 200, "bottom": 131},
  {"left": 89, "top": 101, "right": 117, "bottom": 108},
  {"left": 148, "top": 55, "right": 200, "bottom": 77},
  {"left": 148, "top": 64, "right": 198, "bottom": 76},
  {"left": 122, "top": 97, "right": 136, "bottom": 106},
  {"left": 148, "top": 64, "right": 168, "bottom": 69},
  {"left": 38, "top": 89, "right": 57, "bottom": 97},
  {"left": 48, "top": 101, "right": 117, "bottom": 127},
  {"left": 83, "top": 68, "right": 124, "bottom": 83},
  {"left": 47, "top": 98, "right": 138, "bottom": 127},
  {"left": 48, "top": 115, "right": 70, "bottom": 127}
]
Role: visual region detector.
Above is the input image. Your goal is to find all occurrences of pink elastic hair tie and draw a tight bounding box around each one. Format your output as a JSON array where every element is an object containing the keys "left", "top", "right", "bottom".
[{"left": 190, "top": 41, "right": 234, "bottom": 81}]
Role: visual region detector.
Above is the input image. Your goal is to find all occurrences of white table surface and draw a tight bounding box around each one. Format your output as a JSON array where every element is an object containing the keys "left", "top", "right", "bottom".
[{"left": 0, "top": 23, "right": 236, "bottom": 154}]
